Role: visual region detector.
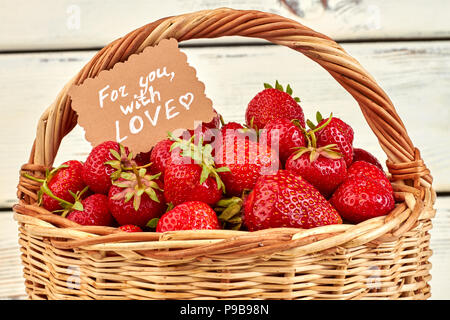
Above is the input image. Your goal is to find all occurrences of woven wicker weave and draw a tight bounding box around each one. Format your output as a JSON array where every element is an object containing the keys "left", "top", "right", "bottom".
[{"left": 14, "top": 8, "right": 436, "bottom": 300}]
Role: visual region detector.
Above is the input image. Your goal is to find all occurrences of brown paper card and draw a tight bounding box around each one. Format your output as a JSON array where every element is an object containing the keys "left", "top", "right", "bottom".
[{"left": 68, "top": 38, "right": 215, "bottom": 154}]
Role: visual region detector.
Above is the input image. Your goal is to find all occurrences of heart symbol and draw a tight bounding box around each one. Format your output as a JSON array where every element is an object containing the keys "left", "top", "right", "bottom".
[{"left": 179, "top": 93, "right": 194, "bottom": 110}]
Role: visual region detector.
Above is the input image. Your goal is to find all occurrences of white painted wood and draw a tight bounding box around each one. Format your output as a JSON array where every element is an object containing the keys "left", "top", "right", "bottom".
[
  {"left": 0, "top": 40, "right": 449, "bottom": 207},
  {"left": 1, "top": 196, "right": 449, "bottom": 299},
  {"left": 1, "top": 0, "right": 450, "bottom": 51},
  {"left": 0, "top": 212, "right": 26, "bottom": 300},
  {"left": 429, "top": 196, "right": 450, "bottom": 300}
]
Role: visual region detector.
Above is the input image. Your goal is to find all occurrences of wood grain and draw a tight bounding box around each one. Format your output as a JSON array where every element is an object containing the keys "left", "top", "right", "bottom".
[
  {"left": 1, "top": 196, "right": 449, "bottom": 299},
  {"left": 1, "top": 40, "right": 449, "bottom": 207},
  {"left": 1, "top": 0, "right": 450, "bottom": 51}
]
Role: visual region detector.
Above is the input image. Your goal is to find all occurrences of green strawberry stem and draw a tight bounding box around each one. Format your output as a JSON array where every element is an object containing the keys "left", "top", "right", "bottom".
[
  {"left": 131, "top": 166, "right": 144, "bottom": 189},
  {"left": 214, "top": 196, "right": 243, "bottom": 230},
  {"left": 290, "top": 119, "right": 305, "bottom": 130},
  {"left": 22, "top": 165, "right": 82, "bottom": 211},
  {"left": 59, "top": 186, "right": 89, "bottom": 218},
  {"left": 111, "top": 168, "right": 163, "bottom": 211},
  {"left": 292, "top": 113, "right": 342, "bottom": 162},
  {"left": 105, "top": 143, "right": 153, "bottom": 181},
  {"left": 219, "top": 114, "right": 226, "bottom": 126}
]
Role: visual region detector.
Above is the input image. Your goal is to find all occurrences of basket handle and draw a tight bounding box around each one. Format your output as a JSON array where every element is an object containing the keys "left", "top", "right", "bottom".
[{"left": 29, "top": 8, "right": 431, "bottom": 186}]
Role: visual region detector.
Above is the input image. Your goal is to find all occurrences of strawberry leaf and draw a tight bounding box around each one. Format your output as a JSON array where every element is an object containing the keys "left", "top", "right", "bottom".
[
  {"left": 109, "top": 149, "right": 121, "bottom": 161},
  {"left": 275, "top": 80, "right": 283, "bottom": 91},
  {"left": 199, "top": 165, "right": 210, "bottom": 185},
  {"left": 215, "top": 166, "right": 231, "bottom": 173},
  {"left": 124, "top": 192, "right": 134, "bottom": 203},
  {"left": 145, "top": 188, "right": 160, "bottom": 203},
  {"left": 133, "top": 195, "right": 141, "bottom": 211},
  {"left": 146, "top": 218, "right": 159, "bottom": 229},
  {"left": 72, "top": 201, "right": 84, "bottom": 212},
  {"left": 316, "top": 111, "right": 323, "bottom": 123},
  {"left": 306, "top": 119, "right": 316, "bottom": 130},
  {"left": 286, "top": 84, "right": 293, "bottom": 95},
  {"left": 105, "top": 160, "right": 121, "bottom": 170}
]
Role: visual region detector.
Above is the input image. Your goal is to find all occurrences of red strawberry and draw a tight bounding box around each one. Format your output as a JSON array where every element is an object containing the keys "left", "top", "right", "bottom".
[
  {"left": 264, "top": 118, "right": 306, "bottom": 163},
  {"left": 185, "top": 109, "right": 221, "bottom": 145},
  {"left": 217, "top": 122, "right": 250, "bottom": 145},
  {"left": 347, "top": 161, "right": 392, "bottom": 193},
  {"left": 246, "top": 81, "right": 305, "bottom": 130},
  {"left": 133, "top": 151, "right": 152, "bottom": 167},
  {"left": 39, "top": 160, "right": 86, "bottom": 212},
  {"left": 219, "top": 121, "right": 244, "bottom": 138},
  {"left": 215, "top": 132, "right": 280, "bottom": 197},
  {"left": 352, "top": 148, "right": 383, "bottom": 171},
  {"left": 156, "top": 201, "right": 220, "bottom": 232},
  {"left": 108, "top": 170, "right": 166, "bottom": 228},
  {"left": 311, "top": 113, "right": 354, "bottom": 167},
  {"left": 201, "top": 108, "right": 221, "bottom": 130},
  {"left": 163, "top": 134, "right": 228, "bottom": 206},
  {"left": 149, "top": 139, "right": 174, "bottom": 179},
  {"left": 164, "top": 156, "right": 222, "bottom": 206},
  {"left": 315, "top": 115, "right": 354, "bottom": 145},
  {"left": 286, "top": 153, "right": 347, "bottom": 198},
  {"left": 118, "top": 224, "right": 143, "bottom": 232},
  {"left": 221, "top": 122, "right": 243, "bottom": 132},
  {"left": 243, "top": 170, "right": 342, "bottom": 231},
  {"left": 82, "top": 141, "right": 130, "bottom": 194},
  {"left": 66, "top": 194, "right": 113, "bottom": 226},
  {"left": 284, "top": 126, "right": 347, "bottom": 197},
  {"left": 330, "top": 177, "right": 395, "bottom": 224}
]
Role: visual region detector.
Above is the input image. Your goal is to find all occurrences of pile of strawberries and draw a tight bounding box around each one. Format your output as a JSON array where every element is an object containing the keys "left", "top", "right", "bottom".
[{"left": 32, "top": 81, "right": 395, "bottom": 233}]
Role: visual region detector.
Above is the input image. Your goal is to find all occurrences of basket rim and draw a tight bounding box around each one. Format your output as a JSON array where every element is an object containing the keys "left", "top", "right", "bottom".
[{"left": 13, "top": 187, "right": 436, "bottom": 260}]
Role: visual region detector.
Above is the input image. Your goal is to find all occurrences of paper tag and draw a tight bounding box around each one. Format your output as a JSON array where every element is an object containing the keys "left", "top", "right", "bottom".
[{"left": 68, "top": 38, "right": 215, "bottom": 154}]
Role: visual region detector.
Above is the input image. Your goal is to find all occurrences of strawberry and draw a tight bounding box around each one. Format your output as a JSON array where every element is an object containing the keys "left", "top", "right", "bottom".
[
  {"left": 314, "top": 114, "right": 354, "bottom": 145},
  {"left": 156, "top": 201, "right": 221, "bottom": 232},
  {"left": 330, "top": 177, "right": 395, "bottom": 224},
  {"left": 284, "top": 123, "right": 347, "bottom": 197},
  {"left": 308, "top": 112, "right": 354, "bottom": 167},
  {"left": 243, "top": 170, "right": 342, "bottom": 231},
  {"left": 108, "top": 169, "right": 166, "bottom": 228},
  {"left": 221, "top": 122, "right": 244, "bottom": 132},
  {"left": 264, "top": 118, "right": 306, "bottom": 163},
  {"left": 286, "top": 153, "right": 346, "bottom": 199},
  {"left": 133, "top": 151, "right": 152, "bottom": 167},
  {"left": 185, "top": 109, "right": 221, "bottom": 146},
  {"left": 66, "top": 194, "right": 113, "bottom": 226},
  {"left": 352, "top": 148, "right": 383, "bottom": 171},
  {"left": 28, "top": 160, "right": 86, "bottom": 212},
  {"left": 219, "top": 121, "right": 245, "bottom": 139},
  {"left": 163, "top": 134, "right": 229, "bottom": 206},
  {"left": 217, "top": 122, "right": 251, "bottom": 145},
  {"left": 118, "top": 224, "right": 143, "bottom": 232},
  {"left": 246, "top": 81, "right": 305, "bottom": 130},
  {"left": 347, "top": 161, "right": 392, "bottom": 193},
  {"left": 149, "top": 139, "right": 174, "bottom": 179},
  {"left": 200, "top": 108, "right": 221, "bottom": 130},
  {"left": 215, "top": 131, "right": 280, "bottom": 197},
  {"left": 82, "top": 141, "right": 130, "bottom": 194}
]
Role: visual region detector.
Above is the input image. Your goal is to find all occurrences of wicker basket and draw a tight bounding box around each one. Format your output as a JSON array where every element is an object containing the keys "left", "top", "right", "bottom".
[{"left": 14, "top": 8, "right": 436, "bottom": 300}]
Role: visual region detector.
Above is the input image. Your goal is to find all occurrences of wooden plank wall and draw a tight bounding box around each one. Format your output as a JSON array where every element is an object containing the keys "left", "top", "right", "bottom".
[
  {"left": 0, "top": 1, "right": 449, "bottom": 299},
  {"left": 2, "top": 0, "right": 450, "bottom": 51}
]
